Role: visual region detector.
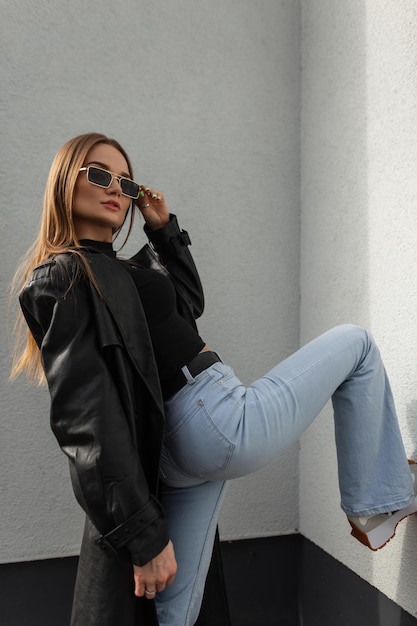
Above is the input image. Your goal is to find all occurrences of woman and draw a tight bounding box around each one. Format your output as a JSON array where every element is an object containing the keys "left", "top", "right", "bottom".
[
  {"left": 12, "top": 132, "right": 226, "bottom": 626},
  {"left": 13, "top": 132, "right": 417, "bottom": 626}
]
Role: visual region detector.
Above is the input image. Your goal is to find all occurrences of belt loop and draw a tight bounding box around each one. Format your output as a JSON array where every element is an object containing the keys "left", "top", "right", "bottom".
[{"left": 181, "top": 364, "right": 195, "bottom": 384}]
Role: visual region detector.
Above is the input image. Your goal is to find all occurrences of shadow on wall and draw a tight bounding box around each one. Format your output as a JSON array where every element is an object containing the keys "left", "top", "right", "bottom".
[
  {"left": 301, "top": 0, "right": 370, "bottom": 328},
  {"left": 300, "top": 0, "right": 372, "bottom": 580}
]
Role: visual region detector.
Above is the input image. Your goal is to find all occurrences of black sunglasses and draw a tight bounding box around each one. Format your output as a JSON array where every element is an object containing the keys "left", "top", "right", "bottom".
[{"left": 79, "top": 166, "right": 141, "bottom": 199}]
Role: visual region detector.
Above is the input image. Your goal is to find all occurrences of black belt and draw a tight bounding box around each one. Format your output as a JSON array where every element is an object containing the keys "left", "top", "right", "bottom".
[{"left": 163, "top": 351, "right": 222, "bottom": 399}]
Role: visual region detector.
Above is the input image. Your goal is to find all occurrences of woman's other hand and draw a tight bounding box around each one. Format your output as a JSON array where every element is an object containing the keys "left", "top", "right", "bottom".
[
  {"left": 133, "top": 540, "right": 177, "bottom": 598},
  {"left": 137, "top": 186, "right": 170, "bottom": 230}
]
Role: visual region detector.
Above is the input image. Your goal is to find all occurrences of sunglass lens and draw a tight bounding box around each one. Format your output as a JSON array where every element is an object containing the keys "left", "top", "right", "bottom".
[
  {"left": 86, "top": 167, "right": 139, "bottom": 198},
  {"left": 120, "top": 179, "right": 140, "bottom": 199},
  {"left": 88, "top": 167, "right": 112, "bottom": 187}
]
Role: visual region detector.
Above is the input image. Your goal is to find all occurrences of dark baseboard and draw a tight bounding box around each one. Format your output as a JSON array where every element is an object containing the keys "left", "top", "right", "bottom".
[
  {"left": 298, "top": 538, "right": 417, "bottom": 626},
  {"left": 0, "top": 555, "right": 78, "bottom": 626},
  {"left": 1, "top": 536, "right": 416, "bottom": 626},
  {"left": 221, "top": 535, "right": 301, "bottom": 625},
  {"left": 222, "top": 536, "right": 417, "bottom": 626}
]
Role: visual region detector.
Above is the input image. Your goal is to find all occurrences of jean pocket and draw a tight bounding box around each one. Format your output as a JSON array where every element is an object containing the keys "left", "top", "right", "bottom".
[{"left": 164, "top": 398, "right": 235, "bottom": 479}]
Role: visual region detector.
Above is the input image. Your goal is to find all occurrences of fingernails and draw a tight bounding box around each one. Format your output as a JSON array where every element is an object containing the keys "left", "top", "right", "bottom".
[{"left": 143, "top": 188, "right": 161, "bottom": 200}]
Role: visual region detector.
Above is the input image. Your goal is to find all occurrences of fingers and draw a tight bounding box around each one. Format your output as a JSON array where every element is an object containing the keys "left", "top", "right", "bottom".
[
  {"left": 133, "top": 570, "right": 145, "bottom": 597},
  {"left": 144, "top": 588, "right": 157, "bottom": 599},
  {"left": 133, "top": 572, "right": 157, "bottom": 599},
  {"left": 133, "top": 542, "right": 177, "bottom": 599},
  {"left": 136, "top": 185, "right": 170, "bottom": 230},
  {"left": 137, "top": 186, "right": 163, "bottom": 208},
  {"left": 134, "top": 576, "right": 167, "bottom": 600}
]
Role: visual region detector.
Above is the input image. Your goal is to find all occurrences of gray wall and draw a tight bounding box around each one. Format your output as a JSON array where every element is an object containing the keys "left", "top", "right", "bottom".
[
  {"left": 1, "top": 0, "right": 301, "bottom": 562},
  {"left": 3, "top": 0, "right": 417, "bottom": 619}
]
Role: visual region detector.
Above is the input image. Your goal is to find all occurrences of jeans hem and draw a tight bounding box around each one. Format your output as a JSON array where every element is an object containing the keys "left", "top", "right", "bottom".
[{"left": 341, "top": 492, "right": 416, "bottom": 517}]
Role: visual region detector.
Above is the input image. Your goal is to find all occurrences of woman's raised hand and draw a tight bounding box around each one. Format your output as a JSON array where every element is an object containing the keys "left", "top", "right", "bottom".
[{"left": 137, "top": 186, "right": 170, "bottom": 230}]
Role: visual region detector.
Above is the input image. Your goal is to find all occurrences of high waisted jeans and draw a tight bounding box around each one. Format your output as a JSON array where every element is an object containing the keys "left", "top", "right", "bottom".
[{"left": 156, "top": 325, "right": 414, "bottom": 626}]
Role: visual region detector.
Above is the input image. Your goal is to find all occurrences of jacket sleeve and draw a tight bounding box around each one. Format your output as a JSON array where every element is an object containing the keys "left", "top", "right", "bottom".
[
  {"left": 143, "top": 214, "right": 204, "bottom": 322},
  {"left": 19, "top": 262, "right": 169, "bottom": 566}
]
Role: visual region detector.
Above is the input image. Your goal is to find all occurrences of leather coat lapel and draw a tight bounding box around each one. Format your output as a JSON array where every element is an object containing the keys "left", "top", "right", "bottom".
[{"left": 87, "top": 253, "right": 164, "bottom": 415}]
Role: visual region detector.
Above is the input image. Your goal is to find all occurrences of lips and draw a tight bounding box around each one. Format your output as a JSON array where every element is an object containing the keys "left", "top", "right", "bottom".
[{"left": 101, "top": 200, "right": 120, "bottom": 211}]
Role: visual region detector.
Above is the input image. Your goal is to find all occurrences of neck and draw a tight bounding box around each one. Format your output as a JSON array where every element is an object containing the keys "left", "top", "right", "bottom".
[{"left": 74, "top": 221, "right": 114, "bottom": 242}]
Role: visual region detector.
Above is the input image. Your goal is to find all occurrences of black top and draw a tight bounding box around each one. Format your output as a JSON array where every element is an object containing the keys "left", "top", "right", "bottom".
[{"left": 80, "top": 240, "right": 205, "bottom": 392}]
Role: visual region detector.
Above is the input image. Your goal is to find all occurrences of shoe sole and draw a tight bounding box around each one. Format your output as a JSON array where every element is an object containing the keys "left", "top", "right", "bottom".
[
  {"left": 349, "top": 460, "right": 417, "bottom": 551},
  {"left": 349, "top": 497, "right": 417, "bottom": 550}
]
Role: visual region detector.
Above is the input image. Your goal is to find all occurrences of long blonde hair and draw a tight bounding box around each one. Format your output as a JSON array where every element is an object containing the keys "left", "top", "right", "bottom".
[{"left": 10, "top": 132, "right": 136, "bottom": 383}]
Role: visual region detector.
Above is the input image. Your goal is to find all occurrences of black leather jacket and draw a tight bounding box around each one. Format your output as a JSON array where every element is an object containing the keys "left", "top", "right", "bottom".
[{"left": 19, "top": 215, "right": 204, "bottom": 567}]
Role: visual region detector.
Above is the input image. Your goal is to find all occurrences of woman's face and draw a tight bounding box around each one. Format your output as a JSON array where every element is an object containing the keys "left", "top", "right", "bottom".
[{"left": 72, "top": 143, "right": 133, "bottom": 241}]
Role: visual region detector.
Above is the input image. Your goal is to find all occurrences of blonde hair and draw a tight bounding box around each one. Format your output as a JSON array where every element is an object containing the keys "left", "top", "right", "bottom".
[{"left": 10, "top": 132, "right": 136, "bottom": 383}]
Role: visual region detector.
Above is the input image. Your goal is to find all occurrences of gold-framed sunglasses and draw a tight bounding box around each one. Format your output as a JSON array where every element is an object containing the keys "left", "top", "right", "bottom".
[{"left": 79, "top": 166, "right": 141, "bottom": 199}]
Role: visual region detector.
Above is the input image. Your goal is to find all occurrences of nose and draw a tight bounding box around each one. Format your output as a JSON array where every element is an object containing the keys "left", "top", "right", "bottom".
[{"left": 106, "top": 174, "right": 122, "bottom": 195}]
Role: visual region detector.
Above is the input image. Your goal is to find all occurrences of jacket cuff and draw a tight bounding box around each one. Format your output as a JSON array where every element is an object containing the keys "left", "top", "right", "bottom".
[
  {"left": 129, "top": 516, "right": 171, "bottom": 566},
  {"left": 144, "top": 214, "right": 192, "bottom": 249},
  {"left": 95, "top": 496, "right": 169, "bottom": 564}
]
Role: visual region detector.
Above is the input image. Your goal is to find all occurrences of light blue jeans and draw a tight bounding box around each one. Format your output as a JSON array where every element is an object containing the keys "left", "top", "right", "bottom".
[{"left": 156, "top": 325, "right": 414, "bottom": 626}]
